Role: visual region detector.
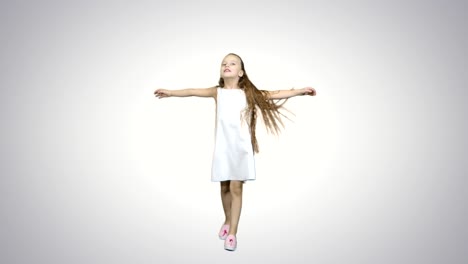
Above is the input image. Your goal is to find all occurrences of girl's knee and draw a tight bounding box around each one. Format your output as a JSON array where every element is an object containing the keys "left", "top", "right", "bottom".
[
  {"left": 229, "top": 181, "right": 243, "bottom": 196},
  {"left": 220, "top": 181, "right": 230, "bottom": 194}
]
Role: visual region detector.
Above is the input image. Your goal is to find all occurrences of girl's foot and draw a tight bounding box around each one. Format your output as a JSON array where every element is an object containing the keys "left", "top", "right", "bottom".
[
  {"left": 224, "top": 235, "right": 237, "bottom": 251},
  {"left": 218, "top": 224, "right": 230, "bottom": 240}
]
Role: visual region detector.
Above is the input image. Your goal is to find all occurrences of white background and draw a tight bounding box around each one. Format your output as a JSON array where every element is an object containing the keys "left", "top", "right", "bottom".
[{"left": 1, "top": 0, "right": 467, "bottom": 263}]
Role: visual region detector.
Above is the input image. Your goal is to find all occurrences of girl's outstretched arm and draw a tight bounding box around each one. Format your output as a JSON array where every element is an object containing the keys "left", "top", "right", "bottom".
[
  {"left": 154, "top": 86, "right": 217, "bottom": 99},
  {"left": 266, "top": 87, "right": 316, "bottom": 100}
]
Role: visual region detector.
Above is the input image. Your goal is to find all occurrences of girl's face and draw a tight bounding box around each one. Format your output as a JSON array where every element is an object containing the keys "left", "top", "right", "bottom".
[{"left": 220, "top": 54, "right": 243, "bottom": 79}]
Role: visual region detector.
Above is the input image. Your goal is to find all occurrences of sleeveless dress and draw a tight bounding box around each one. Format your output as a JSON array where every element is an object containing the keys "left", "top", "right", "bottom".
[{"left": 211, "top": 88, "right": 256, "bottom": 182}]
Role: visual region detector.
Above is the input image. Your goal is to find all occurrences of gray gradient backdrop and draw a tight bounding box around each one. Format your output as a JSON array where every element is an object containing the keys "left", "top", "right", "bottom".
[{"left": 1, "top": 0, "right": 467, "bottom": 263}]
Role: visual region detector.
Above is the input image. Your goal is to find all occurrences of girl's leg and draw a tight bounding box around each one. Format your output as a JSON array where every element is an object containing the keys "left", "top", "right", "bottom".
[
  {"left": 228, "top": 180, "right": 243, "bottom": 235},
  {"left": 220, "top": 181, "right": 231, "bottom": 225}
]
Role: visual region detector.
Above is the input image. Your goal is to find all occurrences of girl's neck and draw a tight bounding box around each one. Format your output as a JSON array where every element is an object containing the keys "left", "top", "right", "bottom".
[{"left": 223, "top": 78, "right": 240, "bottom": 89}]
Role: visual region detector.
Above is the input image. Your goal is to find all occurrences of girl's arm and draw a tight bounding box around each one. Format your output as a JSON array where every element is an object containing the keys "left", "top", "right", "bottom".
[
  {"left": 266, "top": 87, "right": 316, "bottom": 100},
  {"left": 154, "top": 87, "right": 217, "bottom": 99}
]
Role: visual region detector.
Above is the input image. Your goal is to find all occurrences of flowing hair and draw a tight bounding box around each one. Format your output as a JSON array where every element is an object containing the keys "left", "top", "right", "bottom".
[{"left": 218, "top": 53, "right": 290, "bottom": 153}]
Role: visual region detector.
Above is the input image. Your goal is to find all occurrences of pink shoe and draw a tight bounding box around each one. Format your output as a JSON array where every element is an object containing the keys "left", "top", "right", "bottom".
[
  {"left": 218, "top": 224, "right": 230, "bottom": 240},
  {"left": 224, "top": 235, "right": 237, "bottom": 251}
]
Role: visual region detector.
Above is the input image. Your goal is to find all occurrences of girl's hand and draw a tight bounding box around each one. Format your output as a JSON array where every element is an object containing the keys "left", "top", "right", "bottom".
[
  {"left": 154, "top": 89, "right": 171, "bottom": 99},
  {"left": 303, "top": 87, "right": 316, "bottom": 96}
]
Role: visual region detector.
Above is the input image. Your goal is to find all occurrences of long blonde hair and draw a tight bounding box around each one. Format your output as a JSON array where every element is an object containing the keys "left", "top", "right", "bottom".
[{"left": 218, "top": 53, "right": 289, "bottom": 153}]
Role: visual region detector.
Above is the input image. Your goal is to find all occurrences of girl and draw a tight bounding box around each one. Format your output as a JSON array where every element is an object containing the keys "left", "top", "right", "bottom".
[{"left": 154, "top": 53, "right": 316, "bottom": 251}]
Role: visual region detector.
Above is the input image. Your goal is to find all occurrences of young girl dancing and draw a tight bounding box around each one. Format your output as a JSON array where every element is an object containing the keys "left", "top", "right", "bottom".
[{"left": 154, "top": 53, "right": 316, "bottom": 251}]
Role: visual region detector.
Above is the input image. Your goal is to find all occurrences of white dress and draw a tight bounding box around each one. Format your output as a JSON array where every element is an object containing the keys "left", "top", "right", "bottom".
[{"left": 211, "top": 88, "right": 256, "bottom": 182}]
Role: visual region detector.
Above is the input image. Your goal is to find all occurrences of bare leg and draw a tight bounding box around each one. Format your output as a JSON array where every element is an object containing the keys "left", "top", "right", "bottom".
[
  {"left": 220, "top": 181, "right": 231, "bottom": 225},
  {"left": 228, "top": 181, "right": 243, "bottom": 235}
]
